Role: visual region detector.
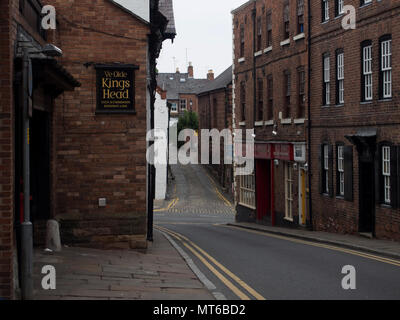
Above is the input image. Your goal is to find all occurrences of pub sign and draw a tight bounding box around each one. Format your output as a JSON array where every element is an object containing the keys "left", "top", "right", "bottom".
[{"left": 95, "top": 64, "right": 138, "bottom": 114}]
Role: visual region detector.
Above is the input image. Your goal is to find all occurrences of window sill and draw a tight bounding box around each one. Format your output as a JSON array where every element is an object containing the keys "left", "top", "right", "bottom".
[
  {"left": 380, "top": 203, "right": 392, "bottom": 209},
  {"left": 378, "top": 98, "right": 392, "bottom": 103},
  {"left": 321, "top": 104, "right": 331, "bottom": 108},
  {"left": 321, "top": 20, "right": 329, "bottom": 25},
  {"left": 360, "top": 101, "right": 373, "bottom": 105},
  {"left": 335, "top": 13, "right": 344, "bottom": 20},
  {"left": 239, "top": 121, "right": 246, "bottom": 126},
  {"left": 254, "top": 121, "right": 263, "bottom": 127},
  {"left": 238, "top": 202, "right": 256, "bottom": 210},
  {"left": 360, "top": 3, "right": 372, "bottom": 9},
  {"left": 281, "top": 118, "right": 292, "bottom": 125},
  {"left": 238, "top": 57, "right": 245, "bottom": 63},
  {"left": 264, "top": 46, "right": 272, "bottom": 53},
  {"left": 265, "top": 120, "right": 274, "bottom": 126},
  {"left": 294, "top": 118, "right": 305, "bottom": 124},
  {"left": 335, "top": 104, "right": 344, "bottom": 107},
  {"left": 293, "top": 33, "right": 305, "bottom": 41},
  {"left": 284, "top": 217, "right": 294, "bottom": 222},
  {"left": 254, "top": 50, "right": 263, "bottom": 57},
  {"left": 336, "top": 195, "right": 345, "bottom": 200},
  {"left": 280, "top": 39, "right": 290, "bottom": 47}
]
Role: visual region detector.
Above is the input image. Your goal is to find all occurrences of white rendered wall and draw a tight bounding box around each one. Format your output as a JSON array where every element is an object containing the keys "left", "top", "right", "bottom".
[{"left": 154, "top": 92, "right": 169, "bottom": 200}]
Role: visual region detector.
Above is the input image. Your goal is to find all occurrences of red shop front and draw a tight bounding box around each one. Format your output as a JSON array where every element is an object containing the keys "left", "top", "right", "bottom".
[{"left": 255, "top": 143, "right": 294, "bottom": 226}]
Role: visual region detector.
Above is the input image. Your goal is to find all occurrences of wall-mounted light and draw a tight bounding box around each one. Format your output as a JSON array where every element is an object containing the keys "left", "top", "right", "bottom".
[{"left": 272, "top": 124, "right": 278, "bottom": 136}]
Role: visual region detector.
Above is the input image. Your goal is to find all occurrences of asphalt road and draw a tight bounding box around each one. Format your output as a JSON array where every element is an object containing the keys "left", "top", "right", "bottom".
[{"left": 155, "top": 164, "right": 400, "bottom": 300}]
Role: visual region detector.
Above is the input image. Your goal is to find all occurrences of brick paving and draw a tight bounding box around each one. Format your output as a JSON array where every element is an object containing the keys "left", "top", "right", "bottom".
[{"left": 33, "top": 230, "right": 214, "bottom": 300}]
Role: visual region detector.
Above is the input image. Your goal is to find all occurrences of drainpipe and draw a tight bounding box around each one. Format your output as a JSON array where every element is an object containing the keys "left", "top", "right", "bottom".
[
  {"left": 252, "top": 3, "right": 258, "bottom": 221},
  {"left": 21, "top": 47, "right": 33, "bottom": 300},
  {"left": 307, "top": 0, "right": 313, "bottom": 230}
]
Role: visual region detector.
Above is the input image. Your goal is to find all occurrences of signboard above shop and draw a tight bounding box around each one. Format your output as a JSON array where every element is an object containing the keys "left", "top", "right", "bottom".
[{"left": 95, "top": 64, "right": 138, "bottom": 114}]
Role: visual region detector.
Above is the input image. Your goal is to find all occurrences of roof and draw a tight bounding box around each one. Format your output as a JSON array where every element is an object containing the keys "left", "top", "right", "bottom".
[
  {"left": 197, "top": 66, "right": 232, "bottom": 95},
  {"left": 158, "top": 0, "right": 176, "bottom": 36},
  {"left": 157, "top": 72, "right": 211, "bottom": 100},
  {"left": 231, "top": 0, "right": 256, "bottom": 14}
]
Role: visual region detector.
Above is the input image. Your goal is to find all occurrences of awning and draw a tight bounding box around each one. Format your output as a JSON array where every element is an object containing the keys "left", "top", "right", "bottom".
[{"left": 31, "top": 57, "right": 81, "bottom": 97}]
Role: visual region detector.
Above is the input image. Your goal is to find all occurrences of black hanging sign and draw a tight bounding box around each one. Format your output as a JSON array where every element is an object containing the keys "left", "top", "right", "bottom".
[{"left": 95, "top": 64, "right": 138, "bottom": 114}]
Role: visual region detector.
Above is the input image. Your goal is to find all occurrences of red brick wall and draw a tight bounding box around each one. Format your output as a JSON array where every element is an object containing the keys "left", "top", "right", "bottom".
[
  {"left": 44, "top": 0, "right": 150, "bottom": 249},
  {"left": 0, "top": 0, "right": 14, "bottom": 300},
  {"left": 232, "top": 0, "right": 308, "bottom": 226},
  {"left": 309, "top": 1, "right": 400, "bottom": 240}
]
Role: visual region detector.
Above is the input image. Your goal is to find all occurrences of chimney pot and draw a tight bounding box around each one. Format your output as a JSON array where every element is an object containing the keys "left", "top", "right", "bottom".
[
  {"left": 207, "top": 69, "right": 214, "bottom": 81},
  {"left": 188, "top": 62, "right": 194, "bottom": 78},
  {"left": 176, "top": 67, "right": 180, "bottom": 74}
]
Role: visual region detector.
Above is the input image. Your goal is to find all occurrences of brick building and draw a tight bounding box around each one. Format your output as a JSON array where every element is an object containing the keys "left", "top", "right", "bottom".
[
  {"left": 198, "top": 65, "right": 234, "bottom": 195},
  {"left": 157, "top": 64, "right": 213, "bottom": 120},
  {"left": 310, "top": 0, "right": 400, "bottom": 240},
  {"left": 0, "top": 0, "right": 174, "bottom": 300},
  {"left": 232, "top": 0, "right": 309, "bottom": 227}
]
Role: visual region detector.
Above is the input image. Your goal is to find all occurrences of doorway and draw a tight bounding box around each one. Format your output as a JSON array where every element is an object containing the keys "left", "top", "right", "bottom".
[
  {"left": 359, "top": 161, "right": 375, "bottom": 234},
  {"left": 298, "top": 168, "right": 306, "bottom": 226},
  {"left": 256, "top": 160, "right": 271, "bottom": 221}
]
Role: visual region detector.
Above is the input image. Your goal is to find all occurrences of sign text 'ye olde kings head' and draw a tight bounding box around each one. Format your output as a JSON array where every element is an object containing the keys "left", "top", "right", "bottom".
[{"left": 95, "top": 65, "right": 137, "bottom": 114}]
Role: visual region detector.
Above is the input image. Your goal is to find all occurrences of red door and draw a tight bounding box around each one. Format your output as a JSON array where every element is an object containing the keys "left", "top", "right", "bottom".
[{"left": 256, "top": 160, "right": 271, "bottom": 220}]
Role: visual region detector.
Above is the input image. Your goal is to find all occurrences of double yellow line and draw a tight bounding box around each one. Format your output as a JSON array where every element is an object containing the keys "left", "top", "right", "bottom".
[
  {"left": 154, "top": 197, "right": 179, "bottom": 212},
  {"left": 221, "top": 225, "right": 400, "bottom": 267},
  {"left": 155, "top": 225, "right": 266, "bottom": 300},
  {"left": 204, "top": 171, "right": 234, "bottom": 209}
]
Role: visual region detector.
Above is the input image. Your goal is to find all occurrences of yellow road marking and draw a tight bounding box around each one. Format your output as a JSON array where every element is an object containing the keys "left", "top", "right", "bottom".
[
  {"left": 155, "top": 225, "right": 266, "bottom": 300},
  {"left": 220, "top": 225, "right": 400, "bottom": 267},
  {"left": 203, "top": 169, "right": 234, "bottom": 209},
  {"left": 154, "top": 197, "right": 179, "bottom": 212}
]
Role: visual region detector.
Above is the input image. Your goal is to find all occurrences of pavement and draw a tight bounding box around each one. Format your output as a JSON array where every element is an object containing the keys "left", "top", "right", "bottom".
[
  {"left": 228, "top": 222, "right": 400, "bottom": 260},
  {"left": 33, "top": 230, "right": 214, "bottom": 300}
]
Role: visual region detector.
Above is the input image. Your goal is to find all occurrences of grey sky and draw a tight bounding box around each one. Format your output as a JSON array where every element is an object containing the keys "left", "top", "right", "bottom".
[{"left": 157, "top": 0, "right": 248, "bottom": 79}]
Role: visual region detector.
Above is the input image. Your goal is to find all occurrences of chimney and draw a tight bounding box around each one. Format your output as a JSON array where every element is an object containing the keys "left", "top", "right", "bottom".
[
  {"left": 176, "top": 67, "right": 180, "bottom": 74},
  {"left": 188, "top": 62, "right": 194, "bottom": 78},
  {"left": 207, "top": 69, "right": 214, "bottom": 81}
]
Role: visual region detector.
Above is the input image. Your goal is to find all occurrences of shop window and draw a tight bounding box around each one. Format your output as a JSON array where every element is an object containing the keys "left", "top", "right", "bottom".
[{"left": 239, "top": 173, "right": 256, "bottom": 209}]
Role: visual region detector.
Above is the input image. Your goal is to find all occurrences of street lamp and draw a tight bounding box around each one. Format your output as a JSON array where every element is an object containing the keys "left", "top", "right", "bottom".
[{"left": 20, "top": 43, "right": 62, "bottom": 300}]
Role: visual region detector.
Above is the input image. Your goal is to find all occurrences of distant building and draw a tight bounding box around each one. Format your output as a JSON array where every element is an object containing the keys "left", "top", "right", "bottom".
[
  {"left": 198, "top": 66, "right": 234, "bottom": 195},
  {"left": 157, "top": 64, "right": 213, "bottom": 119}
]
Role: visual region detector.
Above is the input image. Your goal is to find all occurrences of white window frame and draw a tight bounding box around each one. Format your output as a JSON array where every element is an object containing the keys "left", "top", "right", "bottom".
[
  {"left": 171, "top": 102, "right": 178, "bottom": 113},
  {"left": 381, "top": 39, "right": 392, "bottom": 99},
  {"left": 382, "top": 146, "right": 391, "bottom": 205},
  {"left": 285, "top": 162, "right": 294, "bottom": 221},
  {"left": 338, "top": 0, "right": 344, "bottom": 15},
  {"left": 337, "top": 52, "right": 344, "bottom": 104},
  {"left": 363, "top": 44, "right": 373, "bottom": 101},
  {"left": 239, "top": 173, "right": 256, "bottom": 209},
  {"left": 180, "top": 99, "right": 187, "bottom": 111},
  {"left": 324, "top": 145, "right": 329, "bottom": 193},
  {"left": 338, "top": 146, "right": 344, "bottom": 196},
  {"left": 324, "top": 55, "right": 330, "bottom": 105},
  {"left": 323, "top": 0, "right": 329, "bottom": 21}
]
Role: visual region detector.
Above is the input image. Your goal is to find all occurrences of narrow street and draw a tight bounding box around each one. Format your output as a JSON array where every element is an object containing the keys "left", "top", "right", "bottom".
[{"left": 155, "top": 164, "right": 400, "bottom": 300}]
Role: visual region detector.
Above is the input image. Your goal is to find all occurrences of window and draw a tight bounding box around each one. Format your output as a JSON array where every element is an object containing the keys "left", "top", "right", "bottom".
[
  {"left": 380, "top": 36, "right": 392, "bottom": 99},
  {"left": 213, "top": 98, "right": 218, "bottom": 128},
  {"left": 322, "top": 0, "right": 329, "bottom": 22},
  {"left": 284, "top": 71, "right": 291, "bottom": 118},
  {"left": 267, "top": 75, "right": 273, "bottom": 120},
  {"left": 257, "top": 79, "right": 264, "bottom": 121},
  {"left": 285, "top": 162, "right": 294, "bottom": 220},
  {"left": 297, "top": 0, "right": 304, "bottom": 34},
  {"left": 298, "top": 68, "right": 305, "bottom": 118},
  {"left": 239, "top": 173, "right": 255, "bottom": 209},
  {"left": 361, "top": 0, "right": 372, "bottom": 6},
  {"left": 335, "top": 0, "right": 344, "bottom": 16},
  {"left": 171, "top": 102, "right": 178, "bottom": 113},
  {"left": 240, "top": 82, "right": 246, "bottom": 121},
  {"left": 180, "top": 99, "right": 187, "bottom": 111},
  {"left": 337, "top": 145, "right": 345, "bottom": 196},
  {"left": 283, "top": 2, "right": 290, "bottom": 40},
  {"left": 323, "top": 53, "right": 330, "bottom": 105},
  {"left": 240, "top": 26, "right": 245, "bottom": 57},
  {"left": 382, "top": 146, "right": 391, "bottom": 205},
  {"left": 362, "top": 41, "right": 373, "bottom": 101},
  {"left": 266, "top": 12, "right": 272, "bottom": 47},
  {"left": 323, "top": 145, "right": 329, "bottom": 194},
  {"left": 257, "top": 17, "right": 262, "bottom": 52},
  {"left": 336, "top": 50, "right": 344, "bottom": 104}
]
